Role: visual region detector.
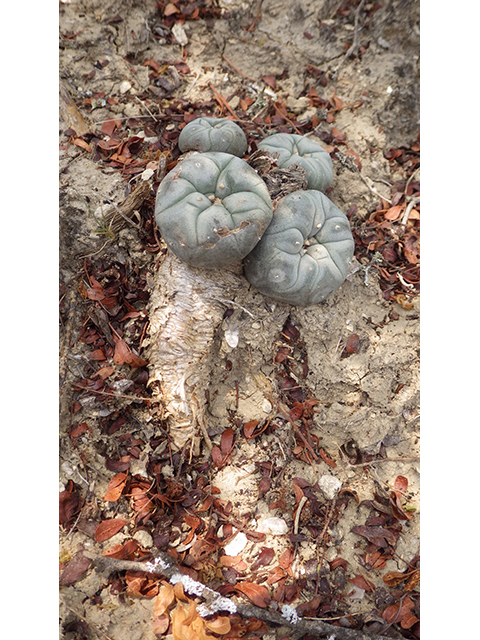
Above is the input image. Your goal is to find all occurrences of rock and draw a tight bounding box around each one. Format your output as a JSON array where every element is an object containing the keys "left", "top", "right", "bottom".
[
  {"left": 317, "top": 475, "right": 342, "bottom": 500},
  {"left": 256, "top": 517, "right": 288, "bottom": 535}
]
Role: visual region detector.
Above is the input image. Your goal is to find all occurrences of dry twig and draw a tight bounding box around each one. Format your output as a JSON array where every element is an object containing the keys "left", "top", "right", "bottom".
[
  {"left": 85, "top": 551, "right": 396, "bottom": 640},
  {"left": 333, "top": 0, "right": 366, "bottom": 78}
]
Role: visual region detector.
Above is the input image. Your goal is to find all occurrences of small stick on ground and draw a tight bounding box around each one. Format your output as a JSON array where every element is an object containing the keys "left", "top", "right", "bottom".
[
  {"left": 348, "top": 456, "right": 419, "bottom": 468},
  {"left": 209, "top": 83, "right": 239, "bottom": 119},
  {"left": 333, "top": 0, "right": 366, "bottom": 78},
  {"left": 222, "top": 54, "right": 256, "bottom": 81},
  {"left": 85, "top": 551, "right": 396, "bottom": 640},
  {"left": 134, "top": 95, "right": 159, "bottom": 122}
]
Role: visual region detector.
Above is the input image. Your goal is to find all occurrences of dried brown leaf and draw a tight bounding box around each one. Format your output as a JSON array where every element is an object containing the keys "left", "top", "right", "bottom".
[
  {"left": 69, "top": 422, "right": 89, "bottom": 439},
  {"left": 250, "top": 547, "right": 275, "bottom": 572},
  {"left": 101, "top": 118, "right": 122, "bottom": 136},
  {"left": 258, "top": 474, "right": 271, "bottom": 499},
  {"left": 343, "top": 333, "right": 359, "bottom": 356},
  {"left": 267, "top": 566, "right": 286, "bottom": 585},
  {"left": 94, "top": 517, "right": 128, "bottom": 542},
  {"left": 164, "top": 2, "right": 180, "bottom": 16},
  {"left": 262, "top": 75, "right": 276, "bottom": 89},
  {"left": 59, "top": 551, "right": 92, "bottom": 586},
  {"left": 243, "top": 420, "right": 260, "bottom": 438},
  {"left": 113, "top": 336, "right": 148, "bottom": 367},
  {"left": 59, "top": 481, "right": 84, "bottom": 529},
  {"left": 73, "top": 137, "right": 92, "bottom": 152},
  {"left": 152, "top": 612, "right": 170, "bottom": 636},
  {"left": 94, "top": 365, "right": 115, "bottom": 380},
  {"left": 383, "top": 569, "right": 415, "bottom": 587},
  {"left": 235, "top": 582, "right": 271, "bottom": 608},
  {"left": 211, "top": 446, "right": 224, "bottom": 467},
  {"left": 319, "top": 447, "right": 337, "bottom": 468},
  {"left": 384, "top": 204, "right": 404, "bottom": 221},
  {"left": 205, "top": 616, "right": 231, "bottom": 635},
  {"left": 352, "top": 524, "right": 397, "bottom": 547},
  {"left": 382, "top": 597, "right": 419, "bottom": 629},
  {"left": 278, "top": 547, "right": 294, "bottom": 570},
  {"left": 349, "top": 574, "right": 375, "bottom": 592},
  {"left": 220, "top": 427, "right": 234, "bottom": 454},
  {"left": 103, "top": 472, "right": 128, "bottom": 502},
  {"left": 394, "top": 475, "right": 409, "bottom": 494}
]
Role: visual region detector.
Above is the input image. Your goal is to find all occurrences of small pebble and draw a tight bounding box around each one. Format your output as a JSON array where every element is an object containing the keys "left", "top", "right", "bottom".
[
  {"left": 119, "top": 80, "right": 132, "bottom": 94},
  {"left": 256, "top": 517, "right": 288, "bottom": 535},
  {"left": 224, "top": 532, "right": 248, "bottom": 555},
  {"left": 317, "top": 475, "right": 342, "bottom": 500},
  {"left": 133, "top": 530, "right": 153, "bottom": 548}
]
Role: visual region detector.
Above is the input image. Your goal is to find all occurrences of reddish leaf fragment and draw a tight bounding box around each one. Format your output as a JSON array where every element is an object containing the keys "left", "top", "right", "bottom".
[
  {"left": 331, "top": 127, "right": 346, "bottom": 142},
  {"left": 330, "top": 557, "right": 348, "bottom": 570},
  {"left": 342, "top": 333, "right": 359, "bottom": 357},
  {"left": 296, "top": 595, "right": 322, "bottom": 617},
  {"left": 94, "top": 518, "right": 128, "bottom": 542},
  {"left": 394, "top": 475, "right": 409, "bottom": 493},
  {"left": 390, "top": 493, "right": 415, "bottom": 521},
  {"left": 250, "top": 547, "right": 275, "bottom": 572},
  {"left": 221, "top": 427, "right": 235, "bottom": 454},
  {"left": 105, "top": 455, "right": 131, "bottom": 472},
  {"left": 211, "top": 445, "right": 224, "bottom": 467},
  {"left": 104, "top": 472, "right": 128, "bottom": 502},
  {"left": 292, "top": 481, "right": 305, "bottom": 504},
  {"left": 183, "top": 514, "right": 201, "bottom": 531},
  {"left": 349, "top": 574, "right": 375, "bottom": 592},
  {"left": 88, "top": 348, "right": 106, "bottom": 361},
  {"left": 331, "top": 95, "right": 344, "bottom": 111},
  {"left": 144, "top": 58, "right": 161, "bottom": 73},
  {"left": 267, "top": 566, "right": 286, "bottom": 585},
  {"left": 59, "top": 551, "right": 92, "bottom": 586},
  {"left": 102, "top": 539, "right": 149, "bottom": 561},
  {"left": 101, "top": 118, "right": 122, "bottom": 136},
  {"left": 86, "top": 277, "right": 105, "bottom": 301},
  {"left": 319, "top": 447, "right": 337, "bottom": 468},
  {"left": 262, "top": 75, "right": 276, "bottom": 89},
  {"left": 278, "top": 548, "right": 294, "bottom": 570},
  {"left": 125, "top": 570, "right": 159, "bottom": 598},
  {"left": 365, "top": 550, "right": 387, "bottom": 569},
  {"left": 384, "top": 205, "right": 404, "bottom": 221},
  {"left": 97, "top": 137, "right": 121, "bottom": 152},
  {"left": 219, "top": 555, "right": 243, "bottom": 567},
  {"left": 73, "top": 137, "right": 92, "bottom": 152},
  {"left": 258, "top": 474, "right": 271, "bottom": 499},
  {"left": 383, "top": 569, "right": 419, "bottom": 587},
  {"left": 59, "top": 481, "right": 84, "bottom": 529},
  {"left": 164, "top": 2, "right": 180, "bottom": 16},
  {"left": 244, "top": 419, "right": 260, "bottom": 439},
  {"left": 186, "top": 538, "right": 216, "bottom": 565},
  {"left": 113, "top": 336, "right": 148, "bottom": 367},
  {"left": 245, "top": 530, "right": 266, "bottom": 542},
  {"left": 382, "top": 597, "right": 419, "bottom": 629},
  {"left": 235, "top": 582, "right": 271, "bottom": 608},
  {"left": 69, "top": 422, "right": 89, "bottom": 440},
  {"left": 94, "top": 365, "right": 115, "bottom": 380},
  {"left": 152, "top": 612, "right": 169, "bottom": 636},
  {"left": 404, "top": 235, "right": 420, "bottom": 264},
  {"left": 289, "top": 404, "right": 303, "bottom": 421},
  {"left": 352, "top": 524, "right": 397, "bottom": 547}
]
